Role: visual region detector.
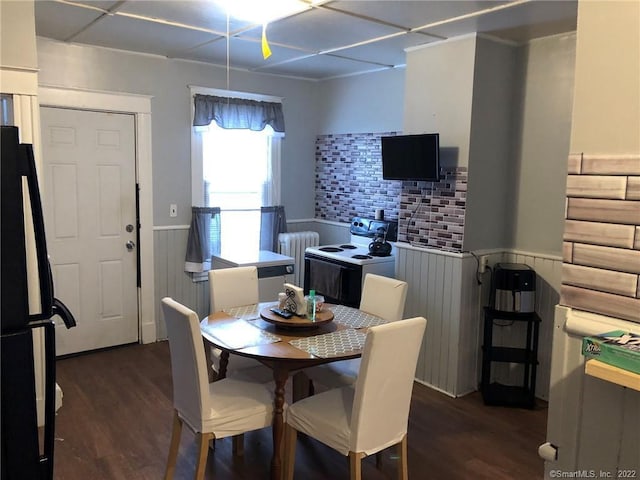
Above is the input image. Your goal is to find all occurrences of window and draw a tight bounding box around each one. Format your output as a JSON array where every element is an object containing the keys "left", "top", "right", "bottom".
[
  {"left": 190, "top": 87, "right": 282, "bottom": 256},
  {"left": 1, "top": 94, "right": 14, "bottom": 125}
]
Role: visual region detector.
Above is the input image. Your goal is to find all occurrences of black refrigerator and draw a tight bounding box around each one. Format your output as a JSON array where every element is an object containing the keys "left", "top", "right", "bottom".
[{"left": 1, "top": 126, "right": 76, "bottom": 480}]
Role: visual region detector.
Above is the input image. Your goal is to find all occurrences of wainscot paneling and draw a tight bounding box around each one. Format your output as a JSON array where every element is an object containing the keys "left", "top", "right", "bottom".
[
  {"left": 395, "top": 243, "right": 561, "bottom": 400},
  {"left": 500, "top": 251, "right": 563, "bottom": 401},
  {"left": 395, "top": 243, "right": 481, "bottom": 397},
  {"left": 153, "top": 221, "right": 330, "bottom": 339},
  {"left": 153, "top": 226, "right": 209, "bottom": 340},
  {"left": 544, "top": 306, "right": 640, "bottom": 476}
]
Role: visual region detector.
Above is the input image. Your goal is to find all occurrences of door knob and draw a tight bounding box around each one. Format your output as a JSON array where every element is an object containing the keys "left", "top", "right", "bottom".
[{"left": 126, "top": 240, "right": 136, "bottom": 251}]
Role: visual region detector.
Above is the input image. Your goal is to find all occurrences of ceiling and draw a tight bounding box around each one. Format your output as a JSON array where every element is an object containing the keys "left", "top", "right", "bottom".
[{"left": 34, "top": 0, "right": 578, "bottom": 81}]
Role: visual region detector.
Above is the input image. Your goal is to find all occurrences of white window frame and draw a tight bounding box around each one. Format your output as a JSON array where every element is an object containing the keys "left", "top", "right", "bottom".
[{"left": 189, "top": 85, "right": 283, "bottom": 208}]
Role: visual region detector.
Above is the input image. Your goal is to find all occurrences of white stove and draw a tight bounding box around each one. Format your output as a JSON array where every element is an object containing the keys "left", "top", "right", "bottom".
[
  {"left": 303, "top": 217, "right": 398, "bottom": 307},
  {"left": 304, "top": 234, "right": 395, "bottom": 266}
]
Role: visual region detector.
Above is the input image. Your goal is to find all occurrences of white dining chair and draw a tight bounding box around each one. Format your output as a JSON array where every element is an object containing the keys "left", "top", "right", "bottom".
[
  {"left": 161, "top": 297, "right": 274, "bottom": 480},
  {"left": 304, "top": 274, "right": 409, "bottom": 389},
  {"left": 284, "top": 316, "right": 427, "bottom": 480},
  {"left": 208, "top": 266, "right": 272, "bottom": 381}
]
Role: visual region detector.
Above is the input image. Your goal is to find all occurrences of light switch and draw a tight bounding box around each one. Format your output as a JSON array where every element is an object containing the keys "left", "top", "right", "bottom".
[{"left": 169, "top": 204, "right": 177, "bottom": 217}]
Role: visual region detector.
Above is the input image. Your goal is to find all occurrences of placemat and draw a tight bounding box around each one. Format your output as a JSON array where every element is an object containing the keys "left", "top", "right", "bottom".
[
  {"left": 331, "top": 304, "right": 388, "bottom": 329},
  {"left": 224, "top": 302, "right": 274, "bottom": 321},
  {"left": 208, "top": 319, "right": 281, "bottom": 350},
  {"left": 289, "top": 329, "right": 366, "bottom": 359}
]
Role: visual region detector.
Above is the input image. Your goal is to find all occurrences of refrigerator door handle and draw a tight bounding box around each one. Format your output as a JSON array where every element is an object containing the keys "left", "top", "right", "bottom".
[
  {"left": 52, "top": 298, "right": 77, "bottom": 329},
  {"left": 23, "top": 144, "right": 55, "bottom": 320}
]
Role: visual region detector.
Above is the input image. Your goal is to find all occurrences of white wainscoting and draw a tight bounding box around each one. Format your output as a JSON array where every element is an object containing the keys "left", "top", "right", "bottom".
[
  {"left": 152, "top": 222, "right": 562, "bottom": 401},
  {"left": 152, "top": 220, "right": 330, "bottom": 339},
  {"left": 396, "top": 243, "right": 481, "bottom": 397},
  {"left": 153, "top": 226, "right": 209, "bottom": 340},
  {"left": 499, "top": 251, "right": 562, "bottom": 401},
  {"left": 395, "top": 244, "right": 562, "bottom": 400},
  {"left": 543, "top": 306, "right": 639, "bottom": 477}
]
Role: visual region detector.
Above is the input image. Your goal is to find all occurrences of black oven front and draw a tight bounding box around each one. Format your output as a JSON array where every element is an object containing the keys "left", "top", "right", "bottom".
[{"left": 303, "top": 253, "right": 363, "bottom": 308}]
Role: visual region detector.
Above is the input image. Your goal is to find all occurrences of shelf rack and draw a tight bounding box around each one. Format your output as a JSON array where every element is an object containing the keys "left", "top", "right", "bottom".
[{"left": 481, "top": 307, "right": 541, "bottom": 408}]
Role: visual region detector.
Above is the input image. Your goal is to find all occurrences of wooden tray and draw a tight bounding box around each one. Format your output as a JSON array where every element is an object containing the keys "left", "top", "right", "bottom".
[{"left": 260, "top": 307, "right": 334, "bottom": 329}]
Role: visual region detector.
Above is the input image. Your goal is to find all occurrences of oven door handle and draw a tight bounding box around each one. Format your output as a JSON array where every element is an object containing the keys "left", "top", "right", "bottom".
[{"left": 306, "top": 255, "right": 359, "bottom": 271}]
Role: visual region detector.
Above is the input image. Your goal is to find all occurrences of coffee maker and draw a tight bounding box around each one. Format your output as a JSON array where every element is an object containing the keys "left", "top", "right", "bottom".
[{"left": 489, "top": 263, "right": 536, "bottom": 313}]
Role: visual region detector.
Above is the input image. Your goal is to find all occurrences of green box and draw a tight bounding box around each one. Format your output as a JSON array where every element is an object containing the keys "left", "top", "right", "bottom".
[{"left": 582, "top": 330, "right": 640, "bottom": 375}]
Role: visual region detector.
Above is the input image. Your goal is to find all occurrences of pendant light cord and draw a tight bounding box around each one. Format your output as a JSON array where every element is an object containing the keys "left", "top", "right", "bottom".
[{"left": 226, "top": 12, "right": 230, "bottom": 93}]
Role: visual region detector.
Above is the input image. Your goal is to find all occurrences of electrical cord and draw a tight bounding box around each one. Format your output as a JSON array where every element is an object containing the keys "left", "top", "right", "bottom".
[{"left": 405, "top": 191, "right": 425, "bottom": 246}]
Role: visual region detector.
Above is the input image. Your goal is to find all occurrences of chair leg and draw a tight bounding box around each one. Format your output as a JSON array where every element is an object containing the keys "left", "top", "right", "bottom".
[
  {"left": 349, "top": 452, "right": 365, "bottom": 480},
  {"left": 164, "top": 410, "right": 183, "bottom": 480},
  {"left": 284, "top": 424, "right": 297, "bottom": 480},
  {"left": 232, "top": 433, "right": 244, "bottom": 456},
  {"left": 396, "top": 435, "right": 408, "bottom": 480},
  {"left": 195, "top": 432, "right": 214, "bottom": 480}
]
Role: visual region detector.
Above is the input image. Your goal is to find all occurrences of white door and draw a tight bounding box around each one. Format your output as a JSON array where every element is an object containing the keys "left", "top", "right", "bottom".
[{"left": 41, "top": 107, "right": 138, "bottom": 355}]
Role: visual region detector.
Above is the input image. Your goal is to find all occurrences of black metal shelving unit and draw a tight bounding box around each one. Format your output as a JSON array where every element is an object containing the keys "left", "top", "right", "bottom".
[{"left": 481, "top": 307, "right": 540, "bottom": 409}]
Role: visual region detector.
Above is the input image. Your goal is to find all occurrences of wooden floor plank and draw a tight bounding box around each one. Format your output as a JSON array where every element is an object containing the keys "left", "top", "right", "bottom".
[{"left": 53, "top": 341, "right": 547, "bottom": 479}]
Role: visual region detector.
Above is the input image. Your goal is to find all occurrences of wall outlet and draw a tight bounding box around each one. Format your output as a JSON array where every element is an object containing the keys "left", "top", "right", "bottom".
[
  {"left": 169, "top": 204, "right": 177, "bottom": 217},
  {"left": 479, "top": 255, "right": 489, "bottom": 273}
]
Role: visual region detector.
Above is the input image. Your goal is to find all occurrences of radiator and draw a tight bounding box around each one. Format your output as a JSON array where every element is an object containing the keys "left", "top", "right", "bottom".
[{"left": 278, "top": 231, "right": 320, "bottom": 287}]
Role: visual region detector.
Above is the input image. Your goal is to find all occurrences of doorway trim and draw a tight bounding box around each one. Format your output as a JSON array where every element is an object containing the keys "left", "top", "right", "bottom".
[{"left": 38, "top": 85, "right": 156, "bottom": 344}]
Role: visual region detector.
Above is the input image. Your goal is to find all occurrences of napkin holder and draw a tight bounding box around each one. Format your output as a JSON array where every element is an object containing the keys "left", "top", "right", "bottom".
[{"left": 283, "top": 283, "right": 306, "bottom": 316}]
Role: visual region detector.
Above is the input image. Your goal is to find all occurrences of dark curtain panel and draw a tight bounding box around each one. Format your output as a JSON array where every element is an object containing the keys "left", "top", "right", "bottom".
[
  {"left": 193, "top": 94, "right": 285, "bottom": 133},
  {"left": 260, "top": 206, "right": 287, "bottom": 252},
  {"left": 184, "top": 207, "right": 221, "bottom": 272}
]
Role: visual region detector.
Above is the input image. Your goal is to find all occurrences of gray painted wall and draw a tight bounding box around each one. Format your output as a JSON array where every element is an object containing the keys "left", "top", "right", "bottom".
[
  {"left": 511, "top": 33, "right": 576, "bottom": 256},
  {"left": 315, "top": 67, "right": 405, "bottom": 135},
  {"left": 1, "top": 1, "right": 37, "bottom": 70},
  {"left": 36, "top": 37, "right": 320, "bottom": 224},
  {"left": 464, "top": 36, "right": 518, "bottom": 252},
  {"left": 403, "top": 36, "right": 477, "bottom": 169}
]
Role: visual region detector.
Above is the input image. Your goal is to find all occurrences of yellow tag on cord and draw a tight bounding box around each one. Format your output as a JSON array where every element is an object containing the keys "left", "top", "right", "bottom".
[{"left": 261, "top": 24, "right": 272, "bottom": 59}]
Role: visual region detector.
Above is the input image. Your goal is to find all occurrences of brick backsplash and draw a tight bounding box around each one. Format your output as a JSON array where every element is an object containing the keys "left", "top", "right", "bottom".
[
  {"left": 315, "top": 132, "right": 401, "bottom": 222},
  {"left": 399, "top": 167, "right": 467, "bottom": 252},
  {"left": 315, "top": 132, "right": 467, "bottom": 252}
]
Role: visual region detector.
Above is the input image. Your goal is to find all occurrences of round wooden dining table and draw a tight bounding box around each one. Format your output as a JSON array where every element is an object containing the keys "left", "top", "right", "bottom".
[{"left": 200, "top": 303, "right": 373, "bottom": 480}]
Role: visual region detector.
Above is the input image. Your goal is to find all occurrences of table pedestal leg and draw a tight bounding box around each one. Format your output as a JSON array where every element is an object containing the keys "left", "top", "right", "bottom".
[
  {"left": 218, "top": 350, "right": 229, "bottom": 380},
  {"left": 203, "top": 339, "right": 215, "bottom": 383},
  {"left": 271, "top": 367, "right": 288, "bottom": 480}
]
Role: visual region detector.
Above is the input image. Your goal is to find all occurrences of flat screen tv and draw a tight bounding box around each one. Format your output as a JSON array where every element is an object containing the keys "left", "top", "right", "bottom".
[{"left": 381, "top": 133, "right": 440, "bottom": 181}]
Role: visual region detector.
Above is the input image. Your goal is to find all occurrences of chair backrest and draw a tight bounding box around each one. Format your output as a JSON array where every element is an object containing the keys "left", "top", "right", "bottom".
[
  {"left": 358, "top": 273, "right": 408, "bottom": 321},
  {"left": 349, "top": 316, "right": 427, "bottom": 454},
  {"left": 209, "top": 266, "right": 259, "bottom": 313},
  {"left": 162, "top": 297, "right": 211, "bottom": 431}
]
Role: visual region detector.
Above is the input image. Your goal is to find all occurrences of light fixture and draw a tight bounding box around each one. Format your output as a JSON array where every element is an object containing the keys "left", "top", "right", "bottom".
[
  {"left": 217, "top": 0, "right": 311, "bottom": 25},
  {"left": 217, "top": 0, "right": 318, "bottom": 59}
]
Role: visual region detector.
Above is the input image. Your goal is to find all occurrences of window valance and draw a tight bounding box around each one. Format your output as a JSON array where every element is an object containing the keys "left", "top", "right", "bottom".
[{"left": 193, "top": 94, "right": 285, "bottom": 133}]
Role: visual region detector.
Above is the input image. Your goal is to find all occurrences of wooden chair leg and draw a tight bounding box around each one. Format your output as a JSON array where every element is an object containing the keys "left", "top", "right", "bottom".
[
  {"left": 195, "top": 432, "right": 213, "bottom": 480},
  {"left": 284, "top": 424, "right": 297, "bottom": 480},
  {"left": 164, "top": 410, "right": 183, "bottom": 480},
  {"left": 348, "top": 452, "right": 365, "bottom": 480},
  {"left": 232, "top": 433, "right": 244, "bottom": 456},
  {"left": 396, "top": 435, "right": 408, "bottom": 480}
]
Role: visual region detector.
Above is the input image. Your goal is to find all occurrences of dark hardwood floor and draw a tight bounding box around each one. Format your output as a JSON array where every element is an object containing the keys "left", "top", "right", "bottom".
[{"left": 53, "top": 341, "right": 547, "bottom": 479}]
